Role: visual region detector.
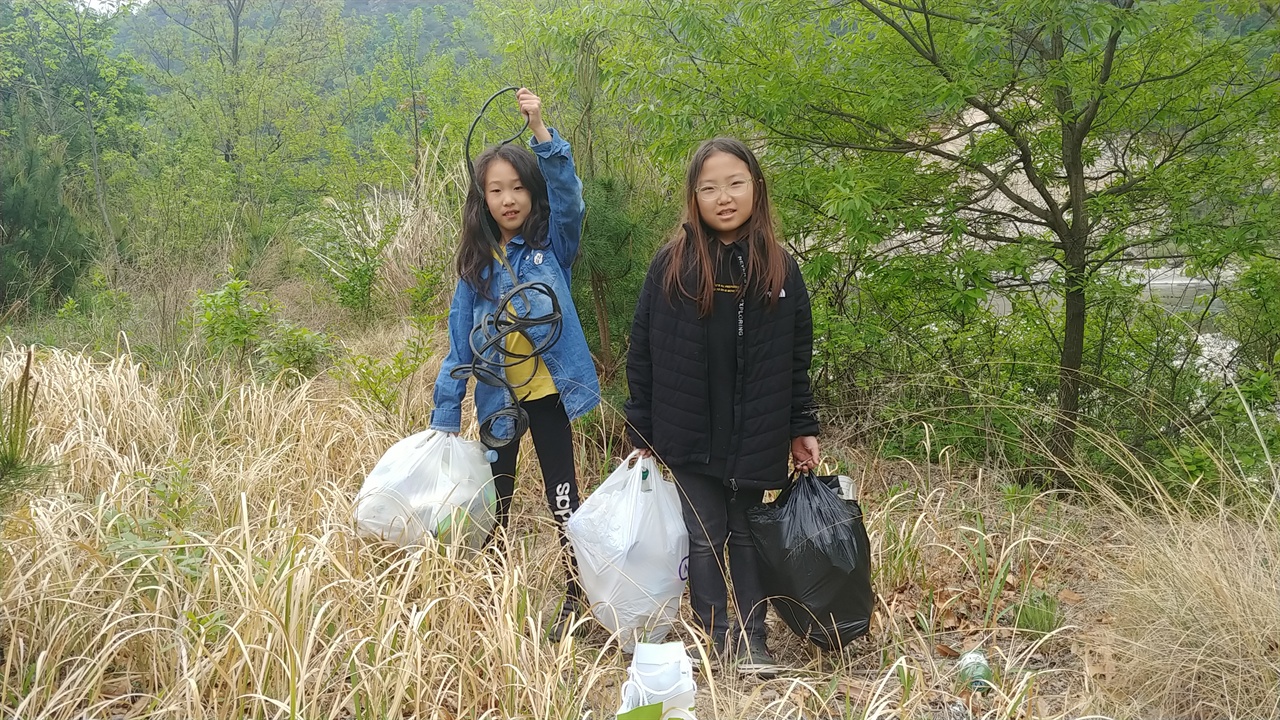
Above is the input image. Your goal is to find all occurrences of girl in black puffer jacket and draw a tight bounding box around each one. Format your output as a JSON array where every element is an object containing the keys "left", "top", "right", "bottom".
[{"left": 624, "top": 137, "right": 820, "bottom": 677}]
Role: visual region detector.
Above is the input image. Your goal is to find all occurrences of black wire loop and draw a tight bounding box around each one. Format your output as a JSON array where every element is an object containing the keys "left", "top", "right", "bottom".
[{"left": 449, "top": 86, "right": 564, "bottom": 449}]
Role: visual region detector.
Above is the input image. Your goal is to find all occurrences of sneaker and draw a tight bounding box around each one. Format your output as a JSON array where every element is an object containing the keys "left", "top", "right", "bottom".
[
  {"left": 734, "top": 638, "right": 779, "bottom": 678},
  {"left": 546, "top": 597, "right": 583, "bottom": 642}
]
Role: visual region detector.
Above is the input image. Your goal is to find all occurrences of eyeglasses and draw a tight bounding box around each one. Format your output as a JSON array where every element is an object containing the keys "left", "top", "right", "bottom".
[{"left": 695, "top": 178, "right": 753, "bottom": 200}]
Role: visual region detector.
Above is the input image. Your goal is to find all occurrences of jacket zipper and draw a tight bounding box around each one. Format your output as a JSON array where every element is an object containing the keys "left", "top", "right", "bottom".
[
  {"left": 702, "top": 303, "right": 714, "bottom": 466},
  {"left": 727, "top": 250, "right": 747, "bottom": 489}
]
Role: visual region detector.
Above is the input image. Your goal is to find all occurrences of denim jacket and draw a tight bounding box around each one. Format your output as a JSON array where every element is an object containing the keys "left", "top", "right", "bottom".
[{"left": 430, "top": 128, "right": 601, "bottom": 442}]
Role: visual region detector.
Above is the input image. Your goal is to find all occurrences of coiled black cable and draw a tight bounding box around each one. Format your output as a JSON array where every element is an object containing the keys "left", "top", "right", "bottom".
[{"left": 449, "top": 87, "right": 565, "bottom": 448}]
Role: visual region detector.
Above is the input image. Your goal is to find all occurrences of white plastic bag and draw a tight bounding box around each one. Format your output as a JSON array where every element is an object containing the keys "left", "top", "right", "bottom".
[
  {"left": 615, "top": 642, "right": 697, "bottom": 720},
  {"left": 354, "top": 430, "right": 497, "bottom": 549},
  {"left": 566, "top": 452, "right": 689, "bottom": 651}
]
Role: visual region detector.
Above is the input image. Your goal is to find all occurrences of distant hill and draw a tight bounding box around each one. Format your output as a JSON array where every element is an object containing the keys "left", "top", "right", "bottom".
[
  {"left": 113, "top": 0, "right": 484, "bottom": 62},
  {"left": 343, "top": 0, "right": 474, "bottom": 24},
  {"left": 342, "top": 0, "right": 480, "bottom": 51}
]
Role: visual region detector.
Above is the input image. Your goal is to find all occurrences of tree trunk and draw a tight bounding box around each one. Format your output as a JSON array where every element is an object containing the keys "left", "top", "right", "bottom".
[
  {"left": 1050, "top": 267, "right": 1086, "bottom": 485},
  {"left": 407, "top": 44, "right": 422, "bottom": 176},
  {"left": 81, "top": 101, "right": 113, "bottom": 243},
  {"left": 223, "top": 0, "right": 245, "bottom": 169},
  {"left": 589, "top": 269, "right": 613, "bottom": 378},
  {"left": 1051, "top": 110, "right": 1092, "bottom": 487},
  {"left": 28, "top": 1, "right": 114, "bottom": 243}
]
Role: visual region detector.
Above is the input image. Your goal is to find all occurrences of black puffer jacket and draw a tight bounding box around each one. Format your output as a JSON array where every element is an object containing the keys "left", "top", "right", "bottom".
[{"left": 625, "top": 239, "right": 820, "bottom": 488}]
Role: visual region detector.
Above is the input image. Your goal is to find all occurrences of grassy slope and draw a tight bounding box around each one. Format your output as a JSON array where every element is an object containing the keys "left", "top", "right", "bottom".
[{"left": 0, "top": 336, "right": 1275, "bottom": 719}]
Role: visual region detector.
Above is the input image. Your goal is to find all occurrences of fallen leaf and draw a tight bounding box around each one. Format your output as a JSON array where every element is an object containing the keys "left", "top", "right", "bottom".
[
  {"left": 836, "top": 679, "right": 877, "bottom": 701},
  {"left": 101, "top": 676, "right": 131, "bottom": 698},
  {"left": 941, "top": 609, "right": 961, "bottom": 630},
  {"left": 122, "top": 694, "right": 152, "bottom": 720},
  {"left": 1087, "top": 646, "right": 1116, "bottom": 682},
  {"left": 935, "top": 643, "right": 961, "bottom": 658},
  {"left": 789, "top": 687, "right": 818, "bottom": 708},
  {"left": 1058, "top": 588, "right": 1085, "bottom": 605}
]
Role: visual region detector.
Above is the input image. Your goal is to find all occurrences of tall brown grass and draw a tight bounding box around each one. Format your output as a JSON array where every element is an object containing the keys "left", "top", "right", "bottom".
[
  {"left": 1, "top": 342, "right": 1277, "bottom": 718},
  {"left": 1099, "top": 517, "right": 1280, "bottom": 719}
]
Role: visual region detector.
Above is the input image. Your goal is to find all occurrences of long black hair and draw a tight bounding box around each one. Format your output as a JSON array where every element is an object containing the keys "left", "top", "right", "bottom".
[
  {"left": 457, "top": 144, "right": 551, "bottom": 299},
  {"left": 663, "top": 137, "right": 787, "bottom": 316}
]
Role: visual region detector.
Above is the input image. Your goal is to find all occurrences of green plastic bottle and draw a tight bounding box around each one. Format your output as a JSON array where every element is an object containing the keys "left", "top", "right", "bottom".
[{"left": 956, "top": 649, "right": 993, "bottom": 693}]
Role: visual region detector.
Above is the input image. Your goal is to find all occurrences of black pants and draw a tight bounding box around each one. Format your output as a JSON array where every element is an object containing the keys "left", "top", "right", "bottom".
[
  {"left": 487, "top": 394, "right": 583, "bottom": 602},
  {"left": 670, "top": 467, "right": 767, "bottom": 644}
]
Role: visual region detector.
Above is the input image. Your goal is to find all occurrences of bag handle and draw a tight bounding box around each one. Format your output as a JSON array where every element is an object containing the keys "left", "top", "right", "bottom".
[
  {"left": 773, "top": 468, "right": 818, "bottom": 504},
  {"left": 414, "top": 428, "right": 442, "bottom": 449},
  {"left": 622, "top": 450, "right": 657, "bottom": 492}
]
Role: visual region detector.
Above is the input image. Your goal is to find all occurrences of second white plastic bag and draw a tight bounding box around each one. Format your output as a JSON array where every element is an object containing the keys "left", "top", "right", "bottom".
[
  {"left": 566, "top": 452, "right": 689, "bottom": 652},
  {"left": 353, "top": 430, "right": 497, "bottom": 549}
]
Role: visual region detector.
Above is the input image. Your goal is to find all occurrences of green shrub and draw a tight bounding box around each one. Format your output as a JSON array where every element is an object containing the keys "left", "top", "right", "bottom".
[
  {"left": 260, "top": 320, "right": 334, "bottom": 384},
  {"left": 193, "top": 276, "right": 276, "bottom": 369},
  {"left": 193, "top": 275, "right": 334, "bottom": 383},
  {"left": 0, "top": 112, "right": 91, "bottom": 310}
]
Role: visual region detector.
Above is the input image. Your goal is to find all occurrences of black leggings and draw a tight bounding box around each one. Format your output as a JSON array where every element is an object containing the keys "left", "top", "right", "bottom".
[
  {"left": 487, "top": 394, "right": 583, "bottom": 601},
  {"left": 670, "top": 467, "right": 767, "bottom": 644}
]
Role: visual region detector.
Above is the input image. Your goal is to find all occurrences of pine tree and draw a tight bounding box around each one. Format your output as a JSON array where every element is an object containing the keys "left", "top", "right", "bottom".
[{"left": 0, "top": 99, "right": 91, "bottom": 310}]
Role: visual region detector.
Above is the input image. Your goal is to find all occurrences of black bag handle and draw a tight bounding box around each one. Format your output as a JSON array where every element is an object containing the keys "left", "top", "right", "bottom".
[{"left": 772, "top": 468, "right": 815, "bottom": 504}]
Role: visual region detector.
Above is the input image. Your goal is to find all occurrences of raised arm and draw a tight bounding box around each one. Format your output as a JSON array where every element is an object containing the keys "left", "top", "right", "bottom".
[{"left": 518, "top": 88, "right": 584, "bottom": 269}]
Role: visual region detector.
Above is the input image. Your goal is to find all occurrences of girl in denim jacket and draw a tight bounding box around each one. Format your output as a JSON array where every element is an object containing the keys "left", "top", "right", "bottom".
[{"left": 431, "top": 89, "right": 600, "bottom": 641}]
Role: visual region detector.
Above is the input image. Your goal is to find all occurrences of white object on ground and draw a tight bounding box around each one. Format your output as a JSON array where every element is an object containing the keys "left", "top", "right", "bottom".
[{"left": 615, "top": 641, "right": 697, "bottom": 720}]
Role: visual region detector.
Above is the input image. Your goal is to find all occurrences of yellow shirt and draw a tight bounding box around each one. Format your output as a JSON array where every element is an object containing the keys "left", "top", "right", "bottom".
[
  {"left": 494, "top": 250, "right": 557, "bottom": 401},
  {"left": 505, "top": 327, "right": 557, "bottom": 401}
]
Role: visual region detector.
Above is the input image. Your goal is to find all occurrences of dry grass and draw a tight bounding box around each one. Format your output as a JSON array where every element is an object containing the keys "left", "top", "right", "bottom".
[
  {"left": 313, "top": 135, "right": 465, "bottom": 323},
  {"left": 376, "top": 139, "right": 466, "bottom": 318},
  {"left": 0, "top": 343, "right": 1275, "bottom": 718},
  {"left": 1093, "top": 515, "right": 1280, "bottom": 719}
]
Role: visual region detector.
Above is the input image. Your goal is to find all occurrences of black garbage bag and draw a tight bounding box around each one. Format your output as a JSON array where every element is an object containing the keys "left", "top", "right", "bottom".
[{"left": 746, "top": 471, "right": 875, "bottom": 650}]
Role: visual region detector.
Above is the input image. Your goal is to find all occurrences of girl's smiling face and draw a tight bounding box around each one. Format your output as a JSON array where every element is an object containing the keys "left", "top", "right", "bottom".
[
  {"left": 484, "top": 158, "right": 532, "bottom": 241},
  {"left": 695, "top": 151, "right": 756, "bottom": 243}
]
